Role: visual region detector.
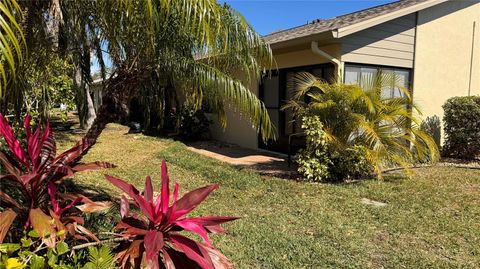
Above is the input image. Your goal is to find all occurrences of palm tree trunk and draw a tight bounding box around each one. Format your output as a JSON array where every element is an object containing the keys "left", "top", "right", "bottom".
[
  {"left": 85, "top": 84, "right": 96, "bottom": 129},
  {"left": 74, "top": 64, "right": 87, "bottom": 129},
  {"left": 84, "top": 69, "right": 144, "bottom": 144}
]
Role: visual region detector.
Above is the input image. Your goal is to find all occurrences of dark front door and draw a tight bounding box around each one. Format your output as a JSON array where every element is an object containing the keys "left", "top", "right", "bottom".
[{"left": 258, "top": 64, "right": 335, "bottom": 154}]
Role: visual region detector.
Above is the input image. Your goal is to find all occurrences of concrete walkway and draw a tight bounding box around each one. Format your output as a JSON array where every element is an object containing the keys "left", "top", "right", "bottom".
[{"left": 186, "top": 141, "right": 298, "bottom": 179}]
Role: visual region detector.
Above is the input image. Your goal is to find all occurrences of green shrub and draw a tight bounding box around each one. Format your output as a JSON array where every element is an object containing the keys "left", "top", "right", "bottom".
[
  {"left": 328, "top": 146, "right": 373, "bottom": 181},
  {"left": 295, "top": 116, "right": 373, "bottom": 182},
  {"left": 0, "top": 239, "right": 115, "bottom": 269},
  {"left": 295, "top": 115, "right": 331, "bottom": 182},
  {"left": 178, "top": 107, "right": 212, "bottom": 141},
  {"left": 420, "top": 115, "right": 442, "bottom": 150},
  {"left": 442, "top": 96, "right": 480, "bottom": 159}
]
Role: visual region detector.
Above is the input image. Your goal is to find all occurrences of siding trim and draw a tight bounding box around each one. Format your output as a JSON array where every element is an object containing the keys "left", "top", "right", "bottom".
[
  {"left": 341, "top": 14, "right": 417, "bottom": 68},
  {"left": 469, "top": 21, "right": 477, "bottom": 96}
]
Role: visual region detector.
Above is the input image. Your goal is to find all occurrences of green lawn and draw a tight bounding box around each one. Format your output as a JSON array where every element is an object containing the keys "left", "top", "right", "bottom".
[{"left": 59, "top": 124, "right": 480, "bottom": 268}]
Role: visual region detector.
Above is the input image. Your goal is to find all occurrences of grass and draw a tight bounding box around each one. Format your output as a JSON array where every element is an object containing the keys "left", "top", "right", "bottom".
[{"left": 59, "top": 124, "right": 480, "bottom": 268}]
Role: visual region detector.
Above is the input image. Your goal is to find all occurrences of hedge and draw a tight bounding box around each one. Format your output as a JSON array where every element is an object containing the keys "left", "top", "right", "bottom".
[{"left": 442, "top": 96, "right": 480, "bottom": 159}]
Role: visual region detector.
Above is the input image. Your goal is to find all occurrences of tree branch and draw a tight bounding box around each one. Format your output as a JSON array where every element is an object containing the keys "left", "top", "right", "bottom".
[{"left": 71, "top": 236, "right": 131, "bottom": 250}]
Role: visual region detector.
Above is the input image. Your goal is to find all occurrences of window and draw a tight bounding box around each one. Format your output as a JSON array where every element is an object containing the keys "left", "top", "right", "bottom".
[
  {"left": 344, "top": 65, "right": 411, "bottom": 98},
  {"left": 258, "top": 63, "right": 335, "bottom": 153}
]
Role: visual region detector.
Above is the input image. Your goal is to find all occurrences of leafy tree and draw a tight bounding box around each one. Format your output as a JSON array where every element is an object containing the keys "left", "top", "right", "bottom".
[
  {"left": 283, "top": 72, "right": 439, "bottom": 178},
  {"left": 1, "top": 0, "right": 274, "bottom": 145}
]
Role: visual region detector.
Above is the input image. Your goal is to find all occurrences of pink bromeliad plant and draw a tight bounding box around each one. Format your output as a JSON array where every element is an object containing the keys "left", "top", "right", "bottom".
[
  {"left": 106, "top": 160, "right": 237, "bottom": 269},
  {"left": 0, "top": 114, "right": 113, "bottom": 243}
]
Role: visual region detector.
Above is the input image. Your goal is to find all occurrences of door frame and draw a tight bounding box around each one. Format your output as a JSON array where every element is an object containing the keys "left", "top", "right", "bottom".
[{"left": 258, "top": 63, "right": 335, "bottom": 153}]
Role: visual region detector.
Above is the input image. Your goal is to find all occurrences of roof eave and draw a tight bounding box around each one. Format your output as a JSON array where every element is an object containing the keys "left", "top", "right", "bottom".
[
  {"left": 332, "top": 0, "right": 449, "bottom": 38},
  {"left": 268, "top": 31, "right": 335, "bottom": 50}
]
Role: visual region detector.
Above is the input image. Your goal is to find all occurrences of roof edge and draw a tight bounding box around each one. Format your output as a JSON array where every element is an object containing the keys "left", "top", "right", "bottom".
[{"left": 332, "top": 0, "right": 449, "bottom": 38}]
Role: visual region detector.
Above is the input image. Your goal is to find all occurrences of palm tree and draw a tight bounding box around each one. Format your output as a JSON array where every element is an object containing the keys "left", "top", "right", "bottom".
[
  {"left": 62, "top": 0, "right": 274, "bottom": 143},
  {"left": 2, "top": 0, "right": 274, "bottom": 143},
  {"left": 283, "top": 72, "right": 439, "bottom": 178}
]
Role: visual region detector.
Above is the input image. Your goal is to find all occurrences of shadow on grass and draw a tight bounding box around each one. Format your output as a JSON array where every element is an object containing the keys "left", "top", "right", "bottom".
[
  {"left": 60, "top": 179, "right": 115, "bottom": 202},
  {"left": 381, "top": 173, "right": 407, "bottom": 183},
  {"left": 54, "top": 131, "right": 83, "bottom": 145}
]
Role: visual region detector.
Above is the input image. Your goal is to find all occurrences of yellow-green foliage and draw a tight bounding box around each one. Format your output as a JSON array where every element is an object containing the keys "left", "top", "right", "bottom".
[{"left": 283, "top": 72, "right": 439, "bottom": 179}]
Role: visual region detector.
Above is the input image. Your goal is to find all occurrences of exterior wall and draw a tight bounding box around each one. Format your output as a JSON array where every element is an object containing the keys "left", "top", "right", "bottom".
[
  {"left": 341, "top": 14, "right": 417, "bottom": 68},
  {"left": 211, "top": 1, "right": 480, "bottom": 150},
  {"left": 210, "top": 44, "right": 341, "bottom": 150},
  {"left": 274, "top": 44, "right": 341, "bottom": 69},
  {"left": 413, "top": 1, "right": 480, "bottom": 125},
  {"left": 209, "top": 71, "right": 260, "bottom": 149}
]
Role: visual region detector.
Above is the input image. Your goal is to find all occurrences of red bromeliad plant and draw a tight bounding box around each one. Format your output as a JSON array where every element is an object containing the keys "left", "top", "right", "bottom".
[
  {"left": 106, "top": 160, "right": 238, "bottom": 269},
  {"left": 0, "top": 114, "right": 114, "bottom": 243}
]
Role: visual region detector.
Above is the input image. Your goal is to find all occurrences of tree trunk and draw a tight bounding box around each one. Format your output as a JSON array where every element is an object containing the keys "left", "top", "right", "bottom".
[
  {"left": 85, "top": 84, "right": 96, "bottom": 129},
  {"left": 74, "top": 63, "right": 87, "bottom": 129},
  {"left": 84, "top": 69, "right": 144, "bottom": 145},
  {"left": 47, "top": 0, "right": 63, "bottom": 50}
]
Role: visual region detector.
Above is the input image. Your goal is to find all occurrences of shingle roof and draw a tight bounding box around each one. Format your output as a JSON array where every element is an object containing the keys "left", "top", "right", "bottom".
[{"left": 264, "top": 0, "right": 430, "bottom": 44}]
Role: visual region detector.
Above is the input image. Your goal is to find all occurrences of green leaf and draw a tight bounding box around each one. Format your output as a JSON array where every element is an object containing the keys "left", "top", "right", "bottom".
[
  {"left": 84, "top": 246, "right": 115, "bottom": 269},
  {"left": 55, "top": 230, "right": 65, "bottom": 238},
  {"left": 28, "top": 230, "right": 39, "bottom": 238},
  {"left": 0, "top": 243, "right": 20, "bottom": 254},
  {"left": 30, "top": 254, "right": 45, "bottom": 269},
  {"left": 47, "top": 249, "right": 57, "bottom": 266},
  {"left": 20, "top": 238, "right": 32, "bottom": 248},
  {"left": 55, "top": 242, "right": 69, "bottom": 256}
]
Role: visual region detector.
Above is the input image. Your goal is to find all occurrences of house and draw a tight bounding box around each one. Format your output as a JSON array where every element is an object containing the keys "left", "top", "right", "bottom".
[{"left": 210, "top": 0, "right": 480, "bottom": 153}]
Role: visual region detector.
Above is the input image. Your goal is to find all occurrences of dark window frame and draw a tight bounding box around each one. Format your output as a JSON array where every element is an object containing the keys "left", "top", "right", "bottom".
[{"left": 258, "top": 63, "right": 335, "bottom": 153}]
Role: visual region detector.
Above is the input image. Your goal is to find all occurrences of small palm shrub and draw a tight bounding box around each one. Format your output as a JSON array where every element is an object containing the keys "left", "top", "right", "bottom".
[
  {"left": 442, "top": 96, "right": 480, "bottom": 159},
  {"left": 284, "top": 72, "right": 439, "bottom": 181}
]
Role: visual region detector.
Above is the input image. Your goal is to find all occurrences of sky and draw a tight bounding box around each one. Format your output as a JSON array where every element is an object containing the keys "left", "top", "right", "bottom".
[{"left": 223, "top": 0, "right": 396, "bottom": 35}]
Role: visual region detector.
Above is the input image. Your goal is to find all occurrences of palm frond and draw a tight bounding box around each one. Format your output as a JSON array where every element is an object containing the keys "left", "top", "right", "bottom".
[
  {"left": 0, "top": 0, "right": 24, "bottom": 96},
  {"left": 163, "top": 53, "right": 274, "bottom": 141},
  {"left": 83, "top": 246, "right": 115, "bottom": 269},
  {"left": 288, "top": 72, "right": 327, "bottom": 100},
  {"left": 283, "top": 70, "right": 440, "bottom": 179}
]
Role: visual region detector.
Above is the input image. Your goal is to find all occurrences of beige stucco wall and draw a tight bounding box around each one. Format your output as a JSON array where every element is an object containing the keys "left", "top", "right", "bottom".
[
  {"left": 413, "top": 1, "right": 480, "bottom": 126},
  {"left": 274, "top": 44, "right": 341, "bottom": 69},
  {"left": 210, "top": 44, "right": 340, "bottom": 150},
  {"left": 209, "top": 71, "right": 260, "bottom": 149}
]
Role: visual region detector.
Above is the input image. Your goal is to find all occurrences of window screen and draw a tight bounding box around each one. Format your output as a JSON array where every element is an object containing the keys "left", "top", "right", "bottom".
[{"left": 344, "top": 65, "right": 411, "bottom": 99}]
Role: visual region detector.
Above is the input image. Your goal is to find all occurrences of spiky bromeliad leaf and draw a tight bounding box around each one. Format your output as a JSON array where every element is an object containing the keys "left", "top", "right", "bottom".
[
  {"left": 106, "top": 160, "right": 237, "bottom": 269},
  {"left": 0, "top": 0, "right": 24, "bottom": 96},
  {"left": 0, "top": 114, "right": 114, "bottom": 241}
]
